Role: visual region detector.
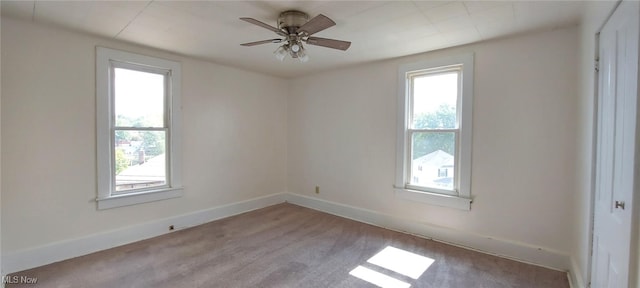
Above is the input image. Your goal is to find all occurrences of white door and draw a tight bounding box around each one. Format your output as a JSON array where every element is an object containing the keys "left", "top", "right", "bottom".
[{"left": 591, "top": 1, "right": 639, "bottom": 287}]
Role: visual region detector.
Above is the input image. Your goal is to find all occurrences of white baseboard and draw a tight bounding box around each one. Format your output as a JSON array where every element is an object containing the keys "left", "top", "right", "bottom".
[
  {"left": 3, "top": 192, "right": 287, "bottom": 274},
  {"left": 568, "top": 257, "right": 586, "bottom": 288},
  {"left": 286, "top": 193, "right": 571, "bottom": 272},
  {"left": 4, "top": 192, "right": 574, "bottom": 277}
]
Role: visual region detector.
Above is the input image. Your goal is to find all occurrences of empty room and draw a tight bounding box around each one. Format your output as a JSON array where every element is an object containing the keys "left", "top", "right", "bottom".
[{"left": 1, "top": 1, "right": 639, "bottom": 287}]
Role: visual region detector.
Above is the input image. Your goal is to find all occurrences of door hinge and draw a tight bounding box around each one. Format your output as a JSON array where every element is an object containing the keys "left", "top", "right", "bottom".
[{"left": 595, "top": 59, "right": 600, "bottom": 72}]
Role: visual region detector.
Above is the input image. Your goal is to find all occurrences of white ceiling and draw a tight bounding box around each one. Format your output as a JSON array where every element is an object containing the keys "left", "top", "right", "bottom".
[{"left": 1, "top": 1, "right": 587, "bottom": 78}]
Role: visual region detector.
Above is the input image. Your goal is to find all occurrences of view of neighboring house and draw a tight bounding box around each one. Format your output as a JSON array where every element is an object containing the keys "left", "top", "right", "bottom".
[
  {"left": 116, "top": 139, "right": 143, "bottom": 159},
  {"left": 411, "top": 150, "right": 454, "bottom": 190}
]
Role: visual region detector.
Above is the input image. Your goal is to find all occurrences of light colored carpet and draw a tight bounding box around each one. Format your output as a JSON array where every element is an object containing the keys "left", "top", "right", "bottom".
[{"left": 8, "top": 203, "right": 569, "bottom": 287}]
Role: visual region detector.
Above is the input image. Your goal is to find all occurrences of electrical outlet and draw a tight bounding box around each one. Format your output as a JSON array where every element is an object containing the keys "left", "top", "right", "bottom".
[
  {"left": 315, "top": 186, "right": 320, "bottom": 194},
  {"left": 169, "top": 225, "right": 175, "bottom": 231}
]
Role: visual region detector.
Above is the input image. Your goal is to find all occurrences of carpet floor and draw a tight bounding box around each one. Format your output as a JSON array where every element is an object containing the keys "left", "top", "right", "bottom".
[{"left": 7, "top": 203, "right": 569, "bottom": 288}]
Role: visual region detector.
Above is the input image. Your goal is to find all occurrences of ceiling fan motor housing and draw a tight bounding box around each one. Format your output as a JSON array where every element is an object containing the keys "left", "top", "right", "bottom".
[{"left": 278, "top": 10, "right": 309, "bottom": 34}]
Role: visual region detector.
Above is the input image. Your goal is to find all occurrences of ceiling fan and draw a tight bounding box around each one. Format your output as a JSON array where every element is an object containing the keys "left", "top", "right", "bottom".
[{"left": 240, "top": 10, "right": 351, "bottom": 62}]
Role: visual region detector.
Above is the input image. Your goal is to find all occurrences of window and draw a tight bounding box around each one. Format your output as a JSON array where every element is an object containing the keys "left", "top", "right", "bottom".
[
  {"left": 395, "top": 54, "right": 473, "bottom": 210},
  {"left": 96, "top": 47, "right": 182, "bottom": 209}
]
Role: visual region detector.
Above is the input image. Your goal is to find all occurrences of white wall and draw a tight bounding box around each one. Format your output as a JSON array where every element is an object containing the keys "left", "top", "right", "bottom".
[
  {"left": 1, "top": 17, "right": 288, "bottom": 255},
  {"left": 573, "top": 2, "right": 619, "bottom": 287},
  {"left": 288, "top": 26, "right": 579, "bottom": 266}
]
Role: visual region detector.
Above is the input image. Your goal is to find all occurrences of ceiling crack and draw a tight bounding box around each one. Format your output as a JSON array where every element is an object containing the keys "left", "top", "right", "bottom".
[{"left": 114, "top": 0, "right": 154, "bottom": 39}]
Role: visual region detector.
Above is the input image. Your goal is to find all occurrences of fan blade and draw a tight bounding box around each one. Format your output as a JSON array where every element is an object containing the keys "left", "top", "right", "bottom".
[
  {"left": 240, "top": 17, "right": 286, "bottom": 36},
  {"left": 305, "top": 37, "right": 351, "bottom": 51},
  {"left": 297, "top": 14, "right": 335, "bottom": 36},
  {"left": 240, "top": 39, "right": 282, "bottom": 46}
]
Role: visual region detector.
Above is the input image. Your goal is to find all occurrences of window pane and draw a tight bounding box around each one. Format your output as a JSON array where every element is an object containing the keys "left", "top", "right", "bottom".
[
  {"left": 114, "top": 130, "right": 166, "bottom": 193},
  {"left": 114, "top": 68, "right": 165, "bottom": 128},
  {"left": 412, "top": 72, "right": 458, "bottom": 129},
  {"left": 411, "top": 132, "right": 455, "bottom": 190}
]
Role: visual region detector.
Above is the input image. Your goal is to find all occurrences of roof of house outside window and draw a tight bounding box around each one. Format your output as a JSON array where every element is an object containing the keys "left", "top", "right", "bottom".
[{"left": 413, "top": 150, "right": 453, "bottom": 168}]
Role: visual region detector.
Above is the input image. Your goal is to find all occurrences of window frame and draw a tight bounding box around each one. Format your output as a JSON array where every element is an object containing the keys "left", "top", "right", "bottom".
[
  {"left": 395, "top": 54, "right": 474, "bottom": 210},
  {"left": 96, "top": 47, "right": 183, "bottom": 210}
]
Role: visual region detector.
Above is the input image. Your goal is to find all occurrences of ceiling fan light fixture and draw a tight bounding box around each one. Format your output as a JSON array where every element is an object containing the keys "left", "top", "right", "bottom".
[
  {"left": 290, "top": 43, "right": 301, "bottom": 53},
  {"left": 274, "top": 45, "right": 287, "bottom": 61},
  {"left": 297, "top": 49, "right": 309, "bottom": 63}
]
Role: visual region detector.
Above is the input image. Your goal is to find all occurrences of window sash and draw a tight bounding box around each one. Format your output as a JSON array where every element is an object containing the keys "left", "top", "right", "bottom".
[
  {"left": 109, "top": 61, "right": 170, "bottom": 128},
  {"left": 408, "top": 68, "right": 462, "bottom": 130},
  {"left": 406, "top": 129, "right": 460, "bottom": 195},
  {"left": 111, "top": 127, "right": 170, "bottom": 194},
  {"left": 404, "top": 68, "right": 462, "bottom": 195},
  {"left": 107, "top": 62, "right": 172, "bottom": 196}
]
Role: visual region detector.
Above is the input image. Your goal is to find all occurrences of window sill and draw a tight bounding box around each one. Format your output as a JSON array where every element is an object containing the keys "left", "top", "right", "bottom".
[
  {"left": 97, "top": 187, "right": 183, "bottom": 210},
  {"left": 394, "top": 187, "right": 472, "bottom": 211}
]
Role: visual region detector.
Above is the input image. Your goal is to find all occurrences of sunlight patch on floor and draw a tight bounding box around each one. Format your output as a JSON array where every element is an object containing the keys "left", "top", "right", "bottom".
[
  {"left": 349, "top": 266, "right": 411, "bottom": 288},
  {"left": 367, "top": 246, "right": 434, "bottom": 279},
  {"left": 349, "top": 245, "right": 435, "bottom": 287}
]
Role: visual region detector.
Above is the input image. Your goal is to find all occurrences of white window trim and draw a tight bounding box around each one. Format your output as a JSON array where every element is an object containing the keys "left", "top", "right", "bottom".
[
  {"left": 96, "top": 47, "right": 183, "bottom": 210},
  {"left": 395, "top": 54, "right": 474, "bottom": 211}
]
